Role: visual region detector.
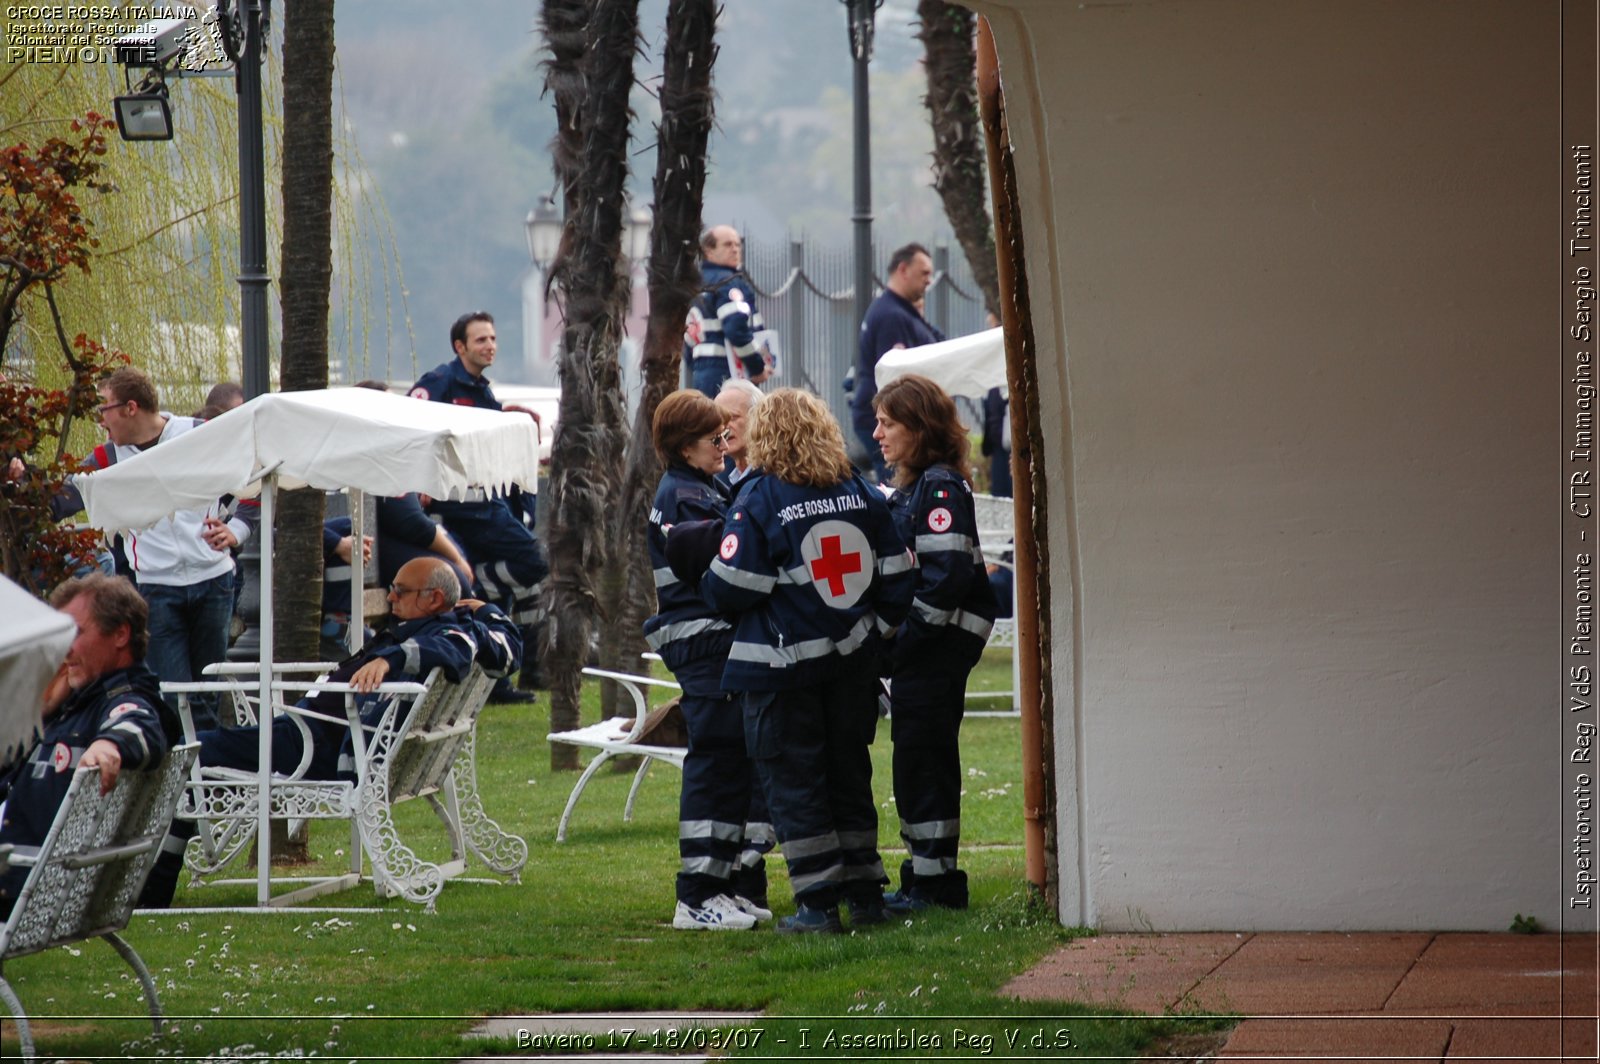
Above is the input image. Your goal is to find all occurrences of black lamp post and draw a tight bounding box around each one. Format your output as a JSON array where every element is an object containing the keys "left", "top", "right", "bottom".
[
  {"left": 842, "top": 0, "right": 883, "bottom": 350},
  {"left": 234, "top": 0, "right": 271, "bottom": 402}
]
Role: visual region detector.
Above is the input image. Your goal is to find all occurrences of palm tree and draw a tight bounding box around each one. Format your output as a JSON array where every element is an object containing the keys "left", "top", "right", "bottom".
[
  {"left": 275, "top": 0, "right": 336, "bottom": 666},
  {"left": 610, "top": 0, "right": 720, "bottom": 716},
  {"left": 917, "top": 0, "right": 999, "bottom": 317},
  {"left": 265, "top": 0, "right": 337, "bottom": 861},
  {"left": 540, "top": 0, "right": 639, "bottom": 769}
]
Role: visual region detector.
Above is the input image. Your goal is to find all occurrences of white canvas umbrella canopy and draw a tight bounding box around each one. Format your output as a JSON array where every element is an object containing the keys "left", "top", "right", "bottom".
[
  {"left": 77, "top": 387, "right": 540, "bottom": 532},
  {"left": 873, "top": 325, "right": 1007, "bottom": 399},
  {"left": 0, "top": 575, "right": 75, "bottom": 773},
  {"left": 73, "top": 387, "right": 541, "bottom": 904}
]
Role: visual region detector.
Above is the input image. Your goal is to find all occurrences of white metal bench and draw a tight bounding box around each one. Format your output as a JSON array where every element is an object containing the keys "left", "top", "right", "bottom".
[
  {"left": 165, "top": 661, "right": 526, "bottom": 910},
  {"left": 548, "top": 668, "right": 686, "bottom": 842},
  {"left": 0, "top": 744, "right": 198, "bottom": 1061},
  {"left": 971, "top": 492, "right": 1020, "bottom": 713}
]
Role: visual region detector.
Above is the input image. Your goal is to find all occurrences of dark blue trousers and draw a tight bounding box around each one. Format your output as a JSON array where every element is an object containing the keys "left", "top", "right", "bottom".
[
  {"left": 432, "top": 499, "right": 547, "bottom": 625},
  {"left": 743, "top": 652, "right": 885, "bottom": 910},
  {"left": 433, "top": 499, "right": 547, "bottom": 688},
  {"left": 889, "top": 656, "right": 970, "bottom": 907},
  {"left": 674, "top": 656, "right": 771, "bottom": 906}
]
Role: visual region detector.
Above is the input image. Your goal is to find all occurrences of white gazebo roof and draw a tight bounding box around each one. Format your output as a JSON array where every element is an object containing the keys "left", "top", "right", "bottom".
[
  {"left": 75, "top": 387, "right": 541, "bottom": 536},
  {"left": 0, "top": 575, "right": 74, "bottom": 772}
]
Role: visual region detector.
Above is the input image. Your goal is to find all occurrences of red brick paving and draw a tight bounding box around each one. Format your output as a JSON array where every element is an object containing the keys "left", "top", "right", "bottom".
[
  {"left": 1005, "top": 932, "right": 1599, "bottom": 1060},
  {"left": 1218, "top": 1016, "right": 1453, "bottom": 1058},
  {"left": 1185, "top": 933, "right": 1433, "bottom": 1014},
  {"left": 1002, "top": 932, "right": 1245, "bottom": 1012}
]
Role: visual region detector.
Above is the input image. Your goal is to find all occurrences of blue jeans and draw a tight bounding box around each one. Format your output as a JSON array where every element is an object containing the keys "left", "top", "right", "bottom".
[{"left": 142, "top": 571, "right": 235, "bottom": 730}]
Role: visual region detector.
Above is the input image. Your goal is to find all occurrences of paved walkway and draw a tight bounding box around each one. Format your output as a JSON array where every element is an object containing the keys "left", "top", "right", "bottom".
[{"left": 1005, "top": 932, "right": 1597, "bottom": 1061}]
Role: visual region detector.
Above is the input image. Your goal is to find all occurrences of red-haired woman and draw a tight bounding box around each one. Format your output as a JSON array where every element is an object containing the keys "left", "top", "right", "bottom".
[{"left": 645, "top": 390, "right": 772, "bottom": 931}]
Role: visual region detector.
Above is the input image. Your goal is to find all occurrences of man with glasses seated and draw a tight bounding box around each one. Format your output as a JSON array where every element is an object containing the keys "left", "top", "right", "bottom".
[{"left": 138, "top": 557, "right": 522, "bottom": 908}]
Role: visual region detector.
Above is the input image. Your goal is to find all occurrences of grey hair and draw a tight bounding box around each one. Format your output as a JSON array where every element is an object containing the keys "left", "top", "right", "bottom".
[
  {"left": 422, "top": 561, "right": 461, "bottom": 607},
  {"left": 716, "top": 378, "right": 764, "bottom": 413}
]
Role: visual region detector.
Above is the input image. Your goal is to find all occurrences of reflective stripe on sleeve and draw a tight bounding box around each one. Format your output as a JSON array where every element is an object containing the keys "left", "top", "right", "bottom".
[{"left": 709, "top": 558, "right": 776, "bottom": 593}]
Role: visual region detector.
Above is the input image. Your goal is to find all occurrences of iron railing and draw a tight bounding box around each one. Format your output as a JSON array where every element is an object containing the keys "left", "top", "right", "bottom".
[{"left": 737, "top": 237, "right": 992, "bottom": 432}]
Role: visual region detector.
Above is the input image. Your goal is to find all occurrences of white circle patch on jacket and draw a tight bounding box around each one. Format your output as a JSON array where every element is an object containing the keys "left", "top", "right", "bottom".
[{"left": 801, "top": 520, "right": 874, "bottom": 609}]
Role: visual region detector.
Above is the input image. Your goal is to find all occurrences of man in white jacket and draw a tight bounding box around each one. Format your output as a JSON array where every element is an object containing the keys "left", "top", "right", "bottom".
[{"left": 65, "top": 368, "right": 255, "bottom": 728}]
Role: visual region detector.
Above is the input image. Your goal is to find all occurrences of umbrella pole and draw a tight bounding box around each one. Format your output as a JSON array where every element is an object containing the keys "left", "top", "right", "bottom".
[
  {"left": 256, "top": 478, "right": 276, "bottom": 906},
  {"left": 348, "top": 490, "right": 365, "bottom": 656}
]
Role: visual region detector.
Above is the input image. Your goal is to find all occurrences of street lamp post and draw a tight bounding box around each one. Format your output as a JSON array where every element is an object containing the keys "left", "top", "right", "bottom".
[
  {"left": 235, "top": 0, "right": 270, "bottom": 401},
  {"left": 842, "top": 0, "right": 882, "bottom": 424}
]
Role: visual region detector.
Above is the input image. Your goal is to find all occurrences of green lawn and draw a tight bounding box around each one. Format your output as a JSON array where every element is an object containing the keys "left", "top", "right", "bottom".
[{"left": 1, "top": 651, "right": 1203, "bottom": 1060}]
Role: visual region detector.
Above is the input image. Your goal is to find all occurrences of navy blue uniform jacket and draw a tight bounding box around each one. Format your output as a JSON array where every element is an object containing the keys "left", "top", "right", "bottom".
[
  {"left": 643, "top": 463, "right": 733, "bottom": 672},
  {"left": 0, "top": 664, "right": 169, "bottom": 906},
  {"left": 702, "top": 472, "right": 915, "bottom": 692},
  {"left": 886, "top": 465, "right": 998, "bottom": 668},
  {"left": 851, "top": 290, "right": 944, "bottom": 437},
  {"left": 409, "top": 357, "right": 535, "bottom": 525},
  {"left": 685, "top": 263, "right": 768, "bottom": 381}
]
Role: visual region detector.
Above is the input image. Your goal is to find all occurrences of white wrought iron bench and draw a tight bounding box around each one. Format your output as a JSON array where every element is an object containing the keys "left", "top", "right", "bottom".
[
  {"left": 549, "top": 668, "right": 686, "bottom": 842},
  {"left": 970, "top": 492, "right": 1020, "bottom": 714},
  {"left": 164, "top": 661, "right": 526, "bottom": 910},
  {"left": 0, "top": 744, "right": 198, "bottom": 1061}
]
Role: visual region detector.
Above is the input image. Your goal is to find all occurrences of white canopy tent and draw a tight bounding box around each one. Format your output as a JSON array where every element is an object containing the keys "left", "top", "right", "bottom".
[
  {"left": 0, "top": 575, "right": 75, "bottom": 773},
  {"left": 74, "top": 387, "right": 541, "bottom": 905},
  {"left": 873, "top": 326, "right": 1006, "bottom": 399}
]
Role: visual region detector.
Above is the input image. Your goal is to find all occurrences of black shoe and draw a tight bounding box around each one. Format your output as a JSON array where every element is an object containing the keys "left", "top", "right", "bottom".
[
  {"left": 845, "top": 896, "right": 890, "bottom": 926},
  {"left": 883, "top": 889, "right": 932, "bottom": 915},
  {"left": 489, "top": 688, "right": 537, "bottom": 705},
  {"left": 775, "top": 905, "right": 843, "bottom": 934}
]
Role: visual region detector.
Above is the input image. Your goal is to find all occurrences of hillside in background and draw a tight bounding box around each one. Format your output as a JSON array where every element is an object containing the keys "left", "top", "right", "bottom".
[{"left": 330, "top": 0, "right": 965, "bottom": 382}]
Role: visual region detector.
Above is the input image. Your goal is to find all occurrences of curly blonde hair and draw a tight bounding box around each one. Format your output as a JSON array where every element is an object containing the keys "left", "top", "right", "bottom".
[{"left": 746, "top": 388, "right": 853, "bottom": 488}]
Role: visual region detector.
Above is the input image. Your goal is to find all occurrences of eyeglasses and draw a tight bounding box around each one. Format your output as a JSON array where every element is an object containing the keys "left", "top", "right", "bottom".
[
  {"left": 712, "top": 432, "right": 730, "bottom": 447},
  {"left": 388, "top": 583, "right": 423, "bottom": 597},
  {"left": 96, "top": 400, "right": 130, "bottom": 418}
]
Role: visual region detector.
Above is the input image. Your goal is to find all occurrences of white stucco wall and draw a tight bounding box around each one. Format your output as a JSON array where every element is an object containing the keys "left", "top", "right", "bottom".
[{"left": 975, "top": 0, "right": 1579, "bottom": 930}]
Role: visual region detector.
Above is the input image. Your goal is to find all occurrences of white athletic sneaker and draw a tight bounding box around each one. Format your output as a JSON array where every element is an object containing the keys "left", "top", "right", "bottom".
[
  {"left": 729, "top": 895, "right": 774, "bottom": 922},
  {"left": 672, "top": 894, "right": 757, "bottom": 930}
]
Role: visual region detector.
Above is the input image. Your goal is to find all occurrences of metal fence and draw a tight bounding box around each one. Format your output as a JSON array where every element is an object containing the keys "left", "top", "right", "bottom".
[{"left": 739, "top": 237, "right": 992, "bottom": 432}]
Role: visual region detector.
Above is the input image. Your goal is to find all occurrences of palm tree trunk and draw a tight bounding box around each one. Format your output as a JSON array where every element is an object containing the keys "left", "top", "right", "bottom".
[
  {"left": 272, "top": 0, "right": 336, "bottom": 861},
  {"left": 541, "top": 0, "right": 638, "bottom": 769},
  {"left": 916, "top": 0, "right": 999, "bottom": 317},
  {"left": 610, "top": 0, "right": 719, "bottom": 685},
  {"left": 276, "top": 0, "right": 335, "bottom": 664}
]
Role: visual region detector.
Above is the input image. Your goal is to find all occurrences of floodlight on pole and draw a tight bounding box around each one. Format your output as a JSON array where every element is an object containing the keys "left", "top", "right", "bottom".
[{"left": 112, "top": 89, "right": 174, "bottom": 141}]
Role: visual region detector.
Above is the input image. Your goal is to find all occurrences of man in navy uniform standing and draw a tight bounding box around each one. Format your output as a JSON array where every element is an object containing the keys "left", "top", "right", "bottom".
[
  {"left": 410, "top": 311, "right": 546, "bottom": 700},
  {"left": 684, "top": 225, "right": 772, "bottom": 399},
  {"left": 849, "top": 243, "right": 941, "bottom": 482}
]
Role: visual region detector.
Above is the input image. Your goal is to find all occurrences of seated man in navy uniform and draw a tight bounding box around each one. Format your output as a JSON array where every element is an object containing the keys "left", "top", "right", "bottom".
[
  {"left": 0, "top": 574, "right": 171, "bottom": 916},
  {"left": 138, "top": 557, "right": 521, "bottom": 907},
  {"left": 409, "top": 311, "right": 546, "bottom": 702}
]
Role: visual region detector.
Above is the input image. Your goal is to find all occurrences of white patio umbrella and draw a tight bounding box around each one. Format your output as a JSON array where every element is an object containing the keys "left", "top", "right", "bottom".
[
  {"left": 873, "top": 325, "right": 1007, "bottom": 399},
  {"left": 0, "top": 575, "right": 75, "bottom": 773},
  {"left": 74, "top": 387, "right": 540, "bottom": 904}
]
